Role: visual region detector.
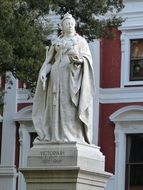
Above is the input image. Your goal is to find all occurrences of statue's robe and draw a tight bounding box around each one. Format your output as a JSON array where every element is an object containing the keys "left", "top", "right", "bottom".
[{"left": 32, "top": 34, "right": 94, "bottom": 144}]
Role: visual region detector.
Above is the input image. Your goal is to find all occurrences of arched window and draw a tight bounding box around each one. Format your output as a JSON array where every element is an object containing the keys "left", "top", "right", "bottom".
[{"left": 110, "top": 106, "right": 143, "bottom": 190}]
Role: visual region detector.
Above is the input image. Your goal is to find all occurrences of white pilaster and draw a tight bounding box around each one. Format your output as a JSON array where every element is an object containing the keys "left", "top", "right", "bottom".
[
  {"left": 13, "top": 105, "right": 35, "bottom": 190},
  {"left": 0, "top": 73, "right": 18, "bottom": 190},
  {"left": 89, "top": 40, "right": 100, "bottom": 145},
  {"left": 18, "top": 122, "right": 34, "bottom": 190}
]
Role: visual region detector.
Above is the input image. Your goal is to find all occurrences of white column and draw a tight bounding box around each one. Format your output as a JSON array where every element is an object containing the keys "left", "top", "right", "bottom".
[
  {"left": 89, "top": 40, "right": 100, "bottom": 145},
  {"left": 18, "top": 123, "right": 31, "bottom": 190},
  {"left": 13, "top": 105, "right": 35, "bottom": 190},
  {"left": 0, "top": 73, "right": 18, "bottom": 190},
  {"left": 114, "top": 126, "right": 126, "bottom": 190}
]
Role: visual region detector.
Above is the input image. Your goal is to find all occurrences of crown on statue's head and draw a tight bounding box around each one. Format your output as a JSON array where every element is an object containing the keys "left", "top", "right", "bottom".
[
  {"left": 63, "top": 12, "right": 73, "bottom": 20},
  {"left": 61, "top": 12, "right": 75, "bottom": 24}
]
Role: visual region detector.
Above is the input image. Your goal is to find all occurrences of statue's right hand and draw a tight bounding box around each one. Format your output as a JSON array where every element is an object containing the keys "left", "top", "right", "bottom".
[
  {"left": 40, "top": 70, "right": 47, "bottom": 90},
  {"left": 39, "top": 64, "right": 52, "bottom": 90},
  {"left": 40, "top": 64, "right": 52, "bottom": 82},
  {"left": 40, "top": 70, "right": 47, "bottom": 83}
]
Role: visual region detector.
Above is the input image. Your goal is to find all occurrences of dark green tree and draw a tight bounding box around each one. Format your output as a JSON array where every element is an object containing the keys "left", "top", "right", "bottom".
[
  {"left": 0, "top": 0, "right": 51, "bottom": 91},
  {"left": 0, "top": 0, "right": 124, "bottom": 112},
  {"left": 0, "top": 0, "right": 51, "bottom": 113}
]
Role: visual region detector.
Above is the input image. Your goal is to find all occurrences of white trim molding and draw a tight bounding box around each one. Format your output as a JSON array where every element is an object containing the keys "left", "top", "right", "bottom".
[
  {"left": 13, "top": 105, "right": 33, "bottom": 122},
  {"left": 110, "top": 105, "right": 143, "bottom": 190},
  {"left": 17, "top": 88, "right": 33, "bottom": 104},
  {"left": 0, "top": 166, "right": 17, "bottom": 190},
  {"left": 100, "top": 87, "right": 143, "bottom": 103}
]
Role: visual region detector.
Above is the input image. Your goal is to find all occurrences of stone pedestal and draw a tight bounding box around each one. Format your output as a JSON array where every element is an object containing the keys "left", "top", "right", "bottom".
[{"left": 20, "top": 142, "right": 112, "bottom": 190}]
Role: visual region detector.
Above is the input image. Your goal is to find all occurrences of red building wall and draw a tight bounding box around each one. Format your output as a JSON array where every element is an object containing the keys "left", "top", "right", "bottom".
[
  {"left": 99, "top": 29, "right": 143, "bottom": 174},
  {"left": 99, "top": 102, "right": 143, "bottom": 174},
  {"left": 100, "top": 29, "right": 121, "bottom": 88}
]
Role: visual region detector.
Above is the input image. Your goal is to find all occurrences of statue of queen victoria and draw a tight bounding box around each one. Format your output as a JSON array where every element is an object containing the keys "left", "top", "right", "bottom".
[{"left": 32, "top": 13, "right": 94, "bottom": 144}]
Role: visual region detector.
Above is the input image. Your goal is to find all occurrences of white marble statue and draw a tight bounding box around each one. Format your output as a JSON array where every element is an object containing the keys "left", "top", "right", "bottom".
[{"left": 32, "top": 13, "right": 94, "bottom": 144}]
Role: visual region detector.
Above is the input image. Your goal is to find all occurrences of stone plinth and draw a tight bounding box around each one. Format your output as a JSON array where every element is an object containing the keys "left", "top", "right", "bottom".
[
  {"left": 20, "top": 142, "right": 112, "bottom": 190},
  {"left": 28, "top": 142, "right": 105, "bottom": 172}
]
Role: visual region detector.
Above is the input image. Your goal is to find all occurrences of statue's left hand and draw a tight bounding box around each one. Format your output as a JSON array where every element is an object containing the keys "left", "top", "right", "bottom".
[{"left": 69, "top": 55, "right": 83, "bottom": 65}]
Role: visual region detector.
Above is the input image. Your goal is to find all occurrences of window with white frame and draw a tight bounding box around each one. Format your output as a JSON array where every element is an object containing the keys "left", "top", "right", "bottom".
[
  {"left": 119, "top": 0, "right": 143, "bottom": 87},
  {"left": 125, "top": 134, "right": 143, "bottom": 190},
  {"left": 121, "top": 31, "right": 143, "bottom": 87},
  {"left": 130, "top": 39, "right": 143, "bottom": 81}
]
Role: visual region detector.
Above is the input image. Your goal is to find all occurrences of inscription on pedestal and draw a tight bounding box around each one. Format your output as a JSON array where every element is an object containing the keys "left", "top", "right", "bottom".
[
  {"left": 40, "top": 150, "right": 65, "bottom": 163},
  {"left": 28, "top": 147, "right": 77, "bottom": 167}
]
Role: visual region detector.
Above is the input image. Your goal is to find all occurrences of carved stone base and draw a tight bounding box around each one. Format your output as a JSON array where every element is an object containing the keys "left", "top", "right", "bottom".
[{"left": 20, "top": 142, "right": 112, "bottom": 190}]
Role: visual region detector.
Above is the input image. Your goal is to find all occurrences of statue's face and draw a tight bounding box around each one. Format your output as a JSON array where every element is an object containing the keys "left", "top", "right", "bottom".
[{"left": 62, "top": 19, "right": 75, "bottom": 34}]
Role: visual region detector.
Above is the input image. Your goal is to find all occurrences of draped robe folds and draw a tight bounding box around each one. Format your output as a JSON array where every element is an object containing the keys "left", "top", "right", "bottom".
[{"left": 32, "top": 34, "right": 94, "bottom": 144}]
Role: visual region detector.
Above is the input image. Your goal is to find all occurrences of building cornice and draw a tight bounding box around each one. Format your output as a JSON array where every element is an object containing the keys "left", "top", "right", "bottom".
[{"left": 100, "top": 87, "right": 143, "bottom": 103}]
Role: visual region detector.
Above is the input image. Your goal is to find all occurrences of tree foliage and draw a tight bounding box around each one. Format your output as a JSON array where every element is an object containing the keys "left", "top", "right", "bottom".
[
  {"left": 0, "top": 0, "right": 124, "bottom": 107},
  {"left": 0, "top": 0, "right": 51, "bottom": 92}
]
